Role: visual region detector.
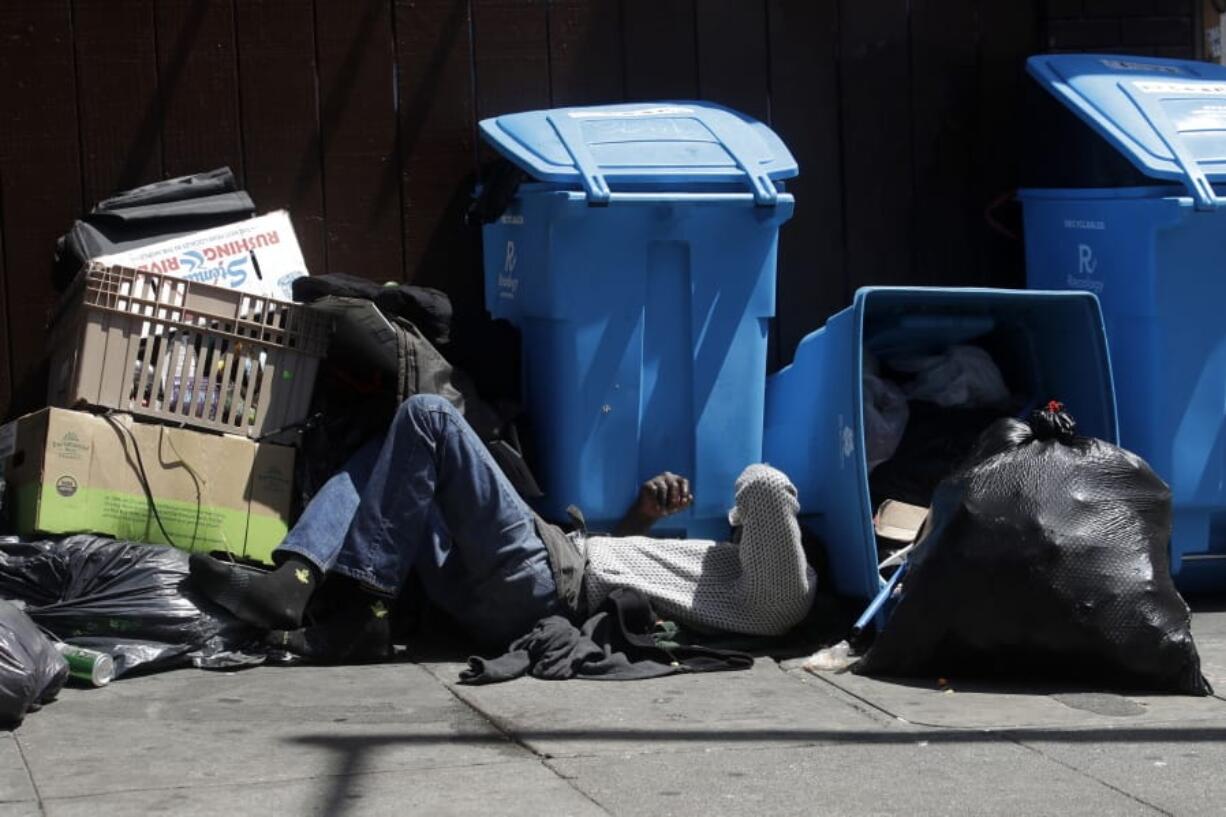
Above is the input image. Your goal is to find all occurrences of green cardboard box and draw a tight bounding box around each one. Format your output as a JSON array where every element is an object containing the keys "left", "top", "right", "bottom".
[{"left": 1, "top": 408, "right": 294, "bottom": 564}]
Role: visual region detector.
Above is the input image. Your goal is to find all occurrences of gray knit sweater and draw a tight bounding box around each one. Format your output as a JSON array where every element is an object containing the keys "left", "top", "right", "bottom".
[{"left": 582, "top": 465, "right": 817, "bottom": 636}]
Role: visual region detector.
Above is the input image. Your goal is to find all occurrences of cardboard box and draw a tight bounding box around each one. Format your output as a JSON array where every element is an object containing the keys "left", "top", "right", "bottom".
[
  {"left": 0, "top": 408, "right": 294, "bottom": 564},
  {"left": 873, "top": 499, "right": 929, "bottom": 544},
  {"left": 93, "top": 210, "right": 308, "bottom": 301}
]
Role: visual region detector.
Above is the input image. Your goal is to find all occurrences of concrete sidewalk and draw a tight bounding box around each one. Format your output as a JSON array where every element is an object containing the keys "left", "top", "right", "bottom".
[{"left": 3, "top": 607, "right": 1225, "bottom": 816}]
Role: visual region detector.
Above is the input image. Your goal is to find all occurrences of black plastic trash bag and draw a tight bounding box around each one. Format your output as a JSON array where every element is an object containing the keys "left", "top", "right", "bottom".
[
  {"left": 856, "top": 402, "right": 1212, "bottom": 695},
  {"left": 0, "top": 537, "right": 261, "bottom": 678},
  {"left": 0, "top": 600, "right": 69, "bottom": 728}
]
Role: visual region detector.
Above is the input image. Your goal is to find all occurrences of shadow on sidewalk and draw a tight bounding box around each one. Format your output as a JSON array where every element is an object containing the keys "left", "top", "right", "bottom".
[{"left": 286, "top": 724, "right": 1226, "bottom": 816}]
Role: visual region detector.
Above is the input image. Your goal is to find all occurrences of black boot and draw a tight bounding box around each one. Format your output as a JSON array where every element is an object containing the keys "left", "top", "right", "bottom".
[
  {"left": 266, "top": 599, "right": 393, "bottom": 664},
  {"left": 189, "top": 553, "right": 319, "bottom": 630}
]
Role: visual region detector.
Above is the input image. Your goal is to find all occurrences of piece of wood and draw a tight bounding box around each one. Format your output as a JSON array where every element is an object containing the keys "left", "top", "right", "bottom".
[
  {"left": 0, "top": 172, "right": 11, "bottom": 416},
  {"left": 696, "top": 0, "right": 770, "bottom": 121},
  {"left": 470, "top": 0, "right": 551, "bottom": 168},
  {"left": 467, "top": 0, "right": 552, "bottom": 305},
  {"left": 472, "top": 0, "right": 551, "bottom": 118},
  {"left": 72, "top": 0, "right": 162, "bottom": 204},
  {"left": 622, "top": 0, "right": 699, "bottom": 100},
  {"left": 314, "top": 0, "right": 404, "bottom": 280},
  {"left": 234, "top": 0, "right": 326, "bottom": 275},
  {"left": 395, "top": 0, "right": 481, "bottom": 302},
  {"left": 839, "top": 0, "right": 914, "bottom": 291},
  {"left": 767, "top": 0, "right": 846, "bottom": 368},
  {"left": 154, "top": 0, "right": 244, "bottom": 180},
  {"left": 1205, "top": 0, "right": 1221, "bottom": 62},
  {"left": 910, "top": 0, "right": 980, "bottom": 287},
  {"left": 0, "top": 0, "right": 83, "bottom": 417},
  {"left": 548, "top": 0, "right": 625, "bottom": 106},
  {"left": 977, "top": 2, "right": 1040, "bottom": 289}
]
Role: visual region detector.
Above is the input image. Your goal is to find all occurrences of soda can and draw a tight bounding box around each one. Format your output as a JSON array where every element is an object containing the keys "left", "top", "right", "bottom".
[{"left": 54, "top": 644, "right": 116, "bottom": 687}]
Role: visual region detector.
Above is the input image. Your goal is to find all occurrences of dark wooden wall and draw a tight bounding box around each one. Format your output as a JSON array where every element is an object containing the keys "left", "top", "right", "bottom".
[{"left": 0, "top": 0, "right": 1198, "bottom": 420}]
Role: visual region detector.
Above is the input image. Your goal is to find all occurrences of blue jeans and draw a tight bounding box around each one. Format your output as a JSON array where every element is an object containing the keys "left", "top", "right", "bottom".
[{"left": 278, "top": 394, "right": 561, "bottom": 646}]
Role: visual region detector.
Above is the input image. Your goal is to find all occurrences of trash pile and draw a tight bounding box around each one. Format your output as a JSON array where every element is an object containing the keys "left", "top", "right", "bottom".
[
  {"left": 0, "top": 166, "right": 543, "bottom": 726},
  {"left": 0, "top": 169, "right": 320, "bottom": 724},
  {"left": 766, "top": 290, "right": 1211, "bottom": 694},
  {"left": 865, "top": 343, "right": 1014, "bottom": 509},
  {"left": 0, "top": 537, "right": 261, "bottom": 675},
  {"left": 863, "top": 340, "right": 1031, "bottom": 573},
  {"left": 10, "top": 168, "right": 321, "bottom": 559}
]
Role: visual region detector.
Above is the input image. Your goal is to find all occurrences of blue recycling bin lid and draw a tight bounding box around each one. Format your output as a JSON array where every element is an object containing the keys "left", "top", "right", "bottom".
[
  {"left": 1027, "top": 54, "right": 1226, "bottom": 209},
  {"left": 479, "top": 101, "right": 797, "bottom": 205}
]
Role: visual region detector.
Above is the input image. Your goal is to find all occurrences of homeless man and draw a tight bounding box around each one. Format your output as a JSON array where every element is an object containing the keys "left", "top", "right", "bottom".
[{"left": 189, "top": 395, "right": 817, "bottom": 660}]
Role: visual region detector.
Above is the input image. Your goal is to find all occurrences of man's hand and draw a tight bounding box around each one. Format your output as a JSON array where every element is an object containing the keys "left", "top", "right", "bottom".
[
  {"left": 613, "top": 472, "right": 693, "bottom": 536},
  {"left": 636, "top": 472, "right": 693, "bottom": 519}
]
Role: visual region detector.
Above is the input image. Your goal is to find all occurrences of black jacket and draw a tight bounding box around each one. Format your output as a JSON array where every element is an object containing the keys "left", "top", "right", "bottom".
[{"left": 459, "top": 587, "right": 754, "bottom": 684}]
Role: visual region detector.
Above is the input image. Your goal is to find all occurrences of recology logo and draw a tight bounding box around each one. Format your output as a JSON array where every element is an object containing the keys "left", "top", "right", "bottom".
[
  {"left": 498, "top": 240, "right": 519, "bottom": 300},
  {"left": 1067, "top": 243, "right": 1104, "bottom": 294}
]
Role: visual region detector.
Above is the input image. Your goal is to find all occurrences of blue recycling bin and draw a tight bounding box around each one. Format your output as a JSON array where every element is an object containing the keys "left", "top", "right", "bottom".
[
  {"left": 1020, "top": 54, "right": 1226, "bottom": 590},
  {"left": 480, "top": 102, "right": 797, "bottom": 535},
  {"left": 764, "top": 287, "right": 1118, "bottom": 602}
]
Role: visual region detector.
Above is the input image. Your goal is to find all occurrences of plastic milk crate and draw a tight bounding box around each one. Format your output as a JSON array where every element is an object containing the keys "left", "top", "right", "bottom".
[
  {"left": 763, "top": 287, "right": 1119, "bottom": 603},
  {"left": 48, "top": 263, "right": 329, "bottom": 438}
]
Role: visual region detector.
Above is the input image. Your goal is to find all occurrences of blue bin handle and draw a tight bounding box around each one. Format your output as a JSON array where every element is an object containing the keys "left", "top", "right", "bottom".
[
  {"left": 701, "top": 113, "right": 781, "bottom": 206},
  {"left": 1122, "top": 83, "right": 1226, "bottom": 212},
  {"left": 545, "top": 113, "right": 613, "bottom": 205},
  {"left": 546, "top": 111, "right": 780, "bottom": 207},
  {"left": 603, "top": 192, "right": 762, "bottom": 205}
]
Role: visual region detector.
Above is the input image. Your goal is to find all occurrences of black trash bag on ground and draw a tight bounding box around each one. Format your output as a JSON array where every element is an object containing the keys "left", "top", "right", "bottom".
[
  {"left": 0, "top": 600, "right": 69, "bottom": 728},
  {"left": 856, "top": 402, "right": 1212, "bottom": 695},
  {"left": 0, "top": 537, "right": 261, "bottom": 677}
]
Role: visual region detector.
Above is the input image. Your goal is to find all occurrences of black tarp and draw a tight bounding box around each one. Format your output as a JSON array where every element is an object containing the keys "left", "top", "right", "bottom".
[{"left": 53, "top": 167, "right": 255, "bottom": 292}]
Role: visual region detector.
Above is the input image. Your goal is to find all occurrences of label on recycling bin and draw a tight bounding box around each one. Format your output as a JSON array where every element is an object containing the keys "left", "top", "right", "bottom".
[
  {"left": 566, "top": 105, "right": 697, "bottom": 119},
  {"left": 1102, "top": 58, "right": 1186, "bottom": 75},
  {"left": 1133, "top": 80, "right": 1226, "bottom": 96},
  {"left": 1165, "top": 100, "right": 1226, "bottom": 131}
]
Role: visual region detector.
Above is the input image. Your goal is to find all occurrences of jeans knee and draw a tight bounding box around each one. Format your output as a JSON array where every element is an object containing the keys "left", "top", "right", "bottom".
[
  {"left": 393, "top": 395, "right": 460, "bottom": 445},
  {"left": 401, "top": 393, "right": 456, "bottom": 422}
]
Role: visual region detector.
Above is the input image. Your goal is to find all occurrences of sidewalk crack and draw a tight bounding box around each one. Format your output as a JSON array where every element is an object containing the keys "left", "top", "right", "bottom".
[
  {"left": 423, "top": 663, "right": 613, "bottom": 815},
  {"left": 13, "top": 733, "right": 46, "bottom": 816},
  {"left": 1007, "top": 736, "right": 1175, "bottom": 816}
]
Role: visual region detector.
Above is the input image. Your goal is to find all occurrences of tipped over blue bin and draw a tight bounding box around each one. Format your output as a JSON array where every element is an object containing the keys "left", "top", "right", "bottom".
[
  {"left": 1021, "top": 54, "right": 1226, "bottom": 590},
  {"left": 764, "top": 287, "right": 1118, "bottom": 602},
  {"left": 480, "top": 102, "right": 797, "bottom": 535}
]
